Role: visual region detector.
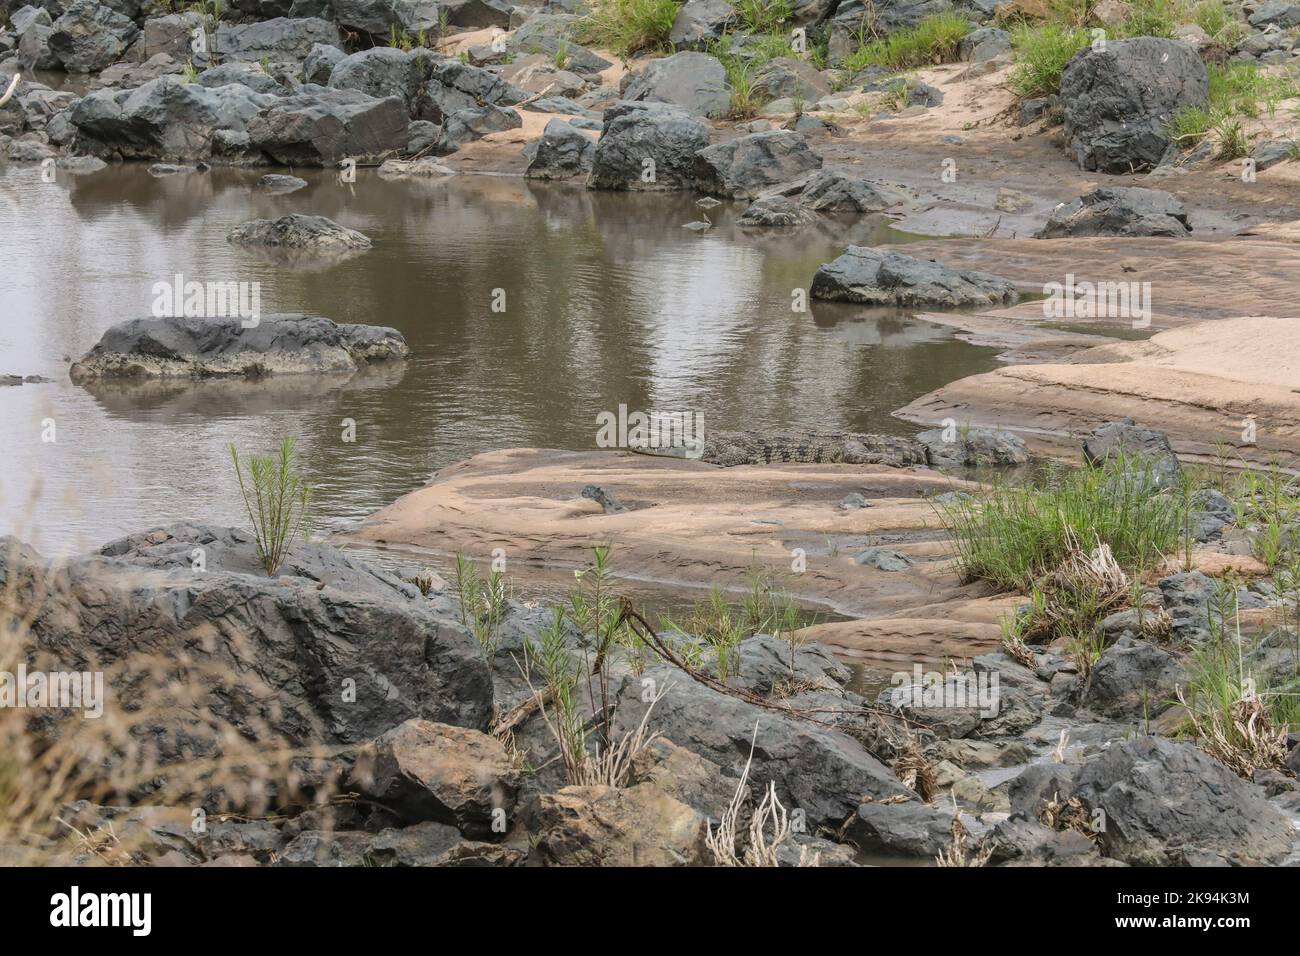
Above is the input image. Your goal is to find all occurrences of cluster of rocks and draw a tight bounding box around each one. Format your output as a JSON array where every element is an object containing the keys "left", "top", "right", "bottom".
[{"left": 6, "top": 501, "right": 1296, "bottom": 867}]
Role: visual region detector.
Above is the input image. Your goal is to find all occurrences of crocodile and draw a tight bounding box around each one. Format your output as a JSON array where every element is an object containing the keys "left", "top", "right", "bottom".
[{"left": 631, "top": 430, "right": 928, "bottom": 468}]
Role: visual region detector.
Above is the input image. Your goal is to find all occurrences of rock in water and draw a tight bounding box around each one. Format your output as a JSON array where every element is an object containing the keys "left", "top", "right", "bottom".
[
  {"left": 1036, "top": 186, "right": 1192, "bottom": 238},
  {"left": 587, "top": 101, "right": 710, "bottom": 192},
  {"left": 227, "top": 213, "right": 371, "bottom": 250},
  {"left": 811, "top": 247, "right": 1018, "bottom": 307},
  {"left": 693, "top": 129, "right": 823, "bottom": 199},
  {"left": 1060, "top": 37, "right": 1208, "bottom": 173},
  {"left": 737, "top": 196, "right": 818, "bottom": 227},
  {"left": 69, "top": 314, "right": 408, "bottom": 381}
]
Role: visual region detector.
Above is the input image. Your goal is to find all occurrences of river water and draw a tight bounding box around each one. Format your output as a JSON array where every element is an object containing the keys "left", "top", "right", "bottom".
[{"left": 0, "top": 163, "right": 1000, "bottom": 556}]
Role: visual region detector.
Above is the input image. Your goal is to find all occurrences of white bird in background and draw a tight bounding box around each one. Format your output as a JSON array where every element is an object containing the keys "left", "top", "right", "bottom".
[{"left": 682, "top": 212, "right": 712, "bottom": 232}]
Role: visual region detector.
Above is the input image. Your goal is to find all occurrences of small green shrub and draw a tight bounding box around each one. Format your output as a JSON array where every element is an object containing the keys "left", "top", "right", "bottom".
[
  {"left": 938, "top": 454, "right": 1185, "bottom": 592},
  {"left": 580, "top": 0, "right": 681, "bottom": 56},
  {"left": 229, "top": 437, "right": 313, "bottom": 576},
  {"left": 842, "top": 13, "right": 972, "bottom": 71}
]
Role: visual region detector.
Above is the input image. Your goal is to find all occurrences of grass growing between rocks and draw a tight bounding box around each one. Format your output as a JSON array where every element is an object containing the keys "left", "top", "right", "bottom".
[
  {"left": 1169, "top": 62, "right": 1300, "bottom": 157},
  {"left": 659, "top": 566, "right": 810, "bottom": 681},
  {"left": 1176, "top": 594, "right": 1293, "bottom": 777},
  {"left": 841, "top": 13, "right": 972, "bottom": 71},
  {"left": 939, "top": 455, "right": 1185, "bottom": 592},
  {"left": 580, "top": 0, "right": 682, "bottom": 56},
  {"left": 1007, "top": 23, "right": 1089, "bottom": 97},
  {"left": 230, "top": 437, "right": 312, "bottom": 577}
]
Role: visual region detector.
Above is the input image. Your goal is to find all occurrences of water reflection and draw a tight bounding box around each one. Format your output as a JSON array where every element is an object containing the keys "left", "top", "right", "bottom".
[{"left": 0, "top": 163, "right": 1000, "bottom": 554}]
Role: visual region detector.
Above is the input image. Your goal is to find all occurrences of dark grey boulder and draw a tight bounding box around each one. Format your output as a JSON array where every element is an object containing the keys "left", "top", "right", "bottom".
[
  {"left": 48, "top": 0, "right": 138, "bottom": 73},
  {"left": 753, "top": 57, "right": 829, "bottom": 104},
  {"left": 1157, "top": 570, "right": 1220, "bottom": 642},
  {"left": 142, "top": 12, "right": 205, "bottom": 62},
  {"left": 0, "top": 528, "right": 493, "bottom": 763},
  {"left": 71, "top": 77, "right": 276, "bottom": 162},
  {"left": 69, "top": 314, "right": 408, "bottom": 381},
  {"left": 1008, "top": 762, "right": 1080, "bottom": 818},
  {"left": 811, "top": 246, "right": 1018, "bottom": 307},
  {"left": 694, "top": 129, "right": 823, "bottom": 199},
  {"left": 1248, "top": 0, "right": 1300, "bottom": 27},
  {"left": 245, "top": 88, "right": 410, "bottom": 165},
  {"left": 1060, "top": 37, "right": 1208, "bottom": 173},
  {"left": 669, "top": 0, "right": 737, "bottom": 47},
  {"left": 587, "top": 101, "right": 711, "bottom": 192},
  {"left": 431, "top": 104, "right": 520, "bottom": 155},
  {"left": 623, "top": 51, "right": 730, "bottom": 118},
  {"left": 980, "top": 816, "right": 1110, "bottom": 866},
  {"left": 196, "top": 63, "right": 290, "bottom": 96},
  {"left": 1250, "top": 138, "right": 1295, "bottom": 171},
  {"left": 1073, "top": 736, "right": 1294, "bottom": 865},
  {"left": 1082, "top": 635, "right": 1186, "bottom": 718},
  {"left": 794, "top": 169, "right": 889, "bottom": 211},
  {"left": 1081, "top": 418, "right": 1182, "bottom": 489},
  {"left": 918, "top": 426, "right": 1028, "bottom": 468},
  {"left": 828, "top": 0, "right": 952, "bottom": 62},
  {"left": 524, "top": 117, "right": 595, "bottom": 180},
  {"left": 509, "top": 14, "right": 612, "bottom": 75},
  {"left": 214, "top": 16, "right": 341, "bottom": 64},
  {"left": 1036, "top": 186, "right": 1191, "bottom": 238},
  {"left": 960, "top": 26, "right": 1011, "bottom": 62},
  {"left": 303, "top": 42, "right": 345, "bottom": 86},
  {"left": 611, "top": 665, "right": 912, "bottom": 830},
  {"left": 227, "top": 213, "right": 372, "bottom": 251},
  {"left": 850, "top": 801, "right": 956, "bottom": 857}
]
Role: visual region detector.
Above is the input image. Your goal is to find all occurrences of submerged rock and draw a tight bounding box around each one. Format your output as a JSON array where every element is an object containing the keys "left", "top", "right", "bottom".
[
  {"left": 736, "top": 195, "right": 818, "bottom": 227},
  {"left": 811, "top": 247, "right": 1018, "bottom": 308},
  {"left": 1036, "top": 186, "right": 1192, "bottom": 238},
  {"left": 69, "top": 314, "right": 408, "bottom": 381},
  {"left": 257, "top": 173, "right": 308, "bottom": 193},
  {"left": 227, "top": 213, "right": 372, "bottom": 251}
]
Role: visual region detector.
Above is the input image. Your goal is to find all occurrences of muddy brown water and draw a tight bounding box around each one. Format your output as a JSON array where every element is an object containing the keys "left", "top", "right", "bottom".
[{"left": 0, "top": 163, "right": 1003, "bottom": 556}]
